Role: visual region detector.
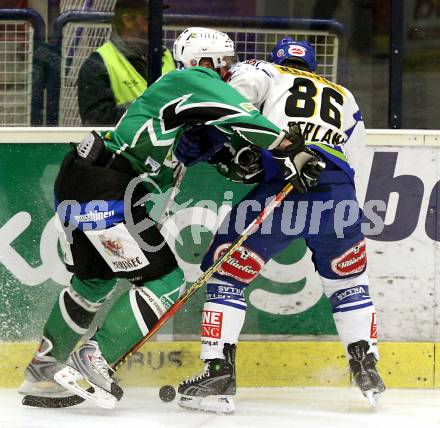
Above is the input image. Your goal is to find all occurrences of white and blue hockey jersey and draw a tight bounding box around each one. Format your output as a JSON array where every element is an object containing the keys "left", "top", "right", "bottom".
[{"left": 226, "top": 60, "right": 366, "bottom": 182}]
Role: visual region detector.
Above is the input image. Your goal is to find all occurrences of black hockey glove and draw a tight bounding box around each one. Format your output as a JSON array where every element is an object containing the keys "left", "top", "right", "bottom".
[
  {"left": 75, "top": 130, "right": 105, "bottom": 163},
  {"left": 271, "top": 123, "right": 325, "bottom": 193},
  {"left": 227, "top": 146, "right": 264, "bottom": 184},
  {"left": 301, "top": 156, "right": 326, "bottom": 188},
  {"left": 210, "top": 144, "right": 263, "bottom": 184}
]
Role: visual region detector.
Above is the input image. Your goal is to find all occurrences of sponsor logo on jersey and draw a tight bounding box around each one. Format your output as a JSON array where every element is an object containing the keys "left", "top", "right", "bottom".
[
  {"left": 145, "top": 156, "right": 161, "bottom": 172},
  {"left": 331, "top": 240, "right": 367, "bottom": 276},
  {"left": 288, "top": 45, "right": 306, "bottom": 57},
  {"left": 99, "top": 235, "right": 146, "bottom": 270},
  {"left": 100, "top": 235, "right": 124, "bottom": 257},
  {"left": 206, "top": 284, "right": 245, "bottom": 301},
  {"left": 370, "top": 312, "right": 377, "bottom": 339},
  {"left": 74, "top": 210, "right": 115, "bottom": 223},
  {"left": 239, "top": 102, "right": 258, "bottom": 112},
  {"left": 201, "top": 310, "right": 223, "bottom": 339},
  {"left": 137, "top": 288, "right": 167, "bottom": 316},
  {"left": 214, "top": 244, "right": 264, "bottom": 283},
  {"left": 335, "top": 286, "right": 368, "bottom": 302},
  {"left": 112, "top": 256, "right": 144, "bottom": 271}
]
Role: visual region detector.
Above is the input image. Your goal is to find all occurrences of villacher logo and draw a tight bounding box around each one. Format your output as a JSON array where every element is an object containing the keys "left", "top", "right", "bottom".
[
  {"left": 215, "top": 244, "right": 264, "bottom": 284},
  {"left": 331, "top": 240, "right": 367, "bottom": 276}
]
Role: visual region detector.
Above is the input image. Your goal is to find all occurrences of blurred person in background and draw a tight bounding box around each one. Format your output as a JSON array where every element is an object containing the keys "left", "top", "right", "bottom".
[{"left": 77, "top": 0, "right": 175, "bottom": 126}]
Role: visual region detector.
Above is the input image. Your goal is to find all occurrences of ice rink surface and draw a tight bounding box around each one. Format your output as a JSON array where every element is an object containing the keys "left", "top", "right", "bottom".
[{"left": 2, "top": 387, "right": 440, "bottom": 428}]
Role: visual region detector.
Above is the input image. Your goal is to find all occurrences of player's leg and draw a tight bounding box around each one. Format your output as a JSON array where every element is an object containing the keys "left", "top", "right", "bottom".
[
  {"left": 177, "top": 178, "right": 313, "bottom": 413},
  {"left": 94, "top": 266, "right": 184, "bottom": 365},
  {"left": 19, "top": 226, "right": 117, "bottom": 397},
  {"left": 307, "top": 182, "right": 385, "bottom": 404},
  {"left": 54, "top": 214, "right": 185, "bottom": 408}
]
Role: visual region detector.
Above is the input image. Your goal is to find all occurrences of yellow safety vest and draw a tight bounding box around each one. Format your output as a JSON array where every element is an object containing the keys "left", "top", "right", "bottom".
[{"left": 96, "top": 41, "right": 175, "bottom": 106}]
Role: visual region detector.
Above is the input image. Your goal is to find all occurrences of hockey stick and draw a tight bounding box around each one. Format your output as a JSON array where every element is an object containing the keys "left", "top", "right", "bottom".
[
  {"left": 22, "top": 165, "right": 187, "bottom": 409},
  {"left": 23, "top": 181, "right": 294, "bottom": 408},
  {"left": 157, "top": 164, "right": 186, "bottom": 227},
  {"left": 114, "top": 181, "right": 294, "bottom": 368}
]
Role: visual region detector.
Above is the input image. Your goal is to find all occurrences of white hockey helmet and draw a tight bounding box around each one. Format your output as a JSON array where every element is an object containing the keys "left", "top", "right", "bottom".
[{"left": 173, "top": 27, "right": 235, "bottom": 69}]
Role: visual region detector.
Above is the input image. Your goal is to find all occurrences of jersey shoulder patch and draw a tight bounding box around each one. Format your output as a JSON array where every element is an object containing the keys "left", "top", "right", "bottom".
[{"left": 228, "top": 61, "right": 275, "bottom": 83}]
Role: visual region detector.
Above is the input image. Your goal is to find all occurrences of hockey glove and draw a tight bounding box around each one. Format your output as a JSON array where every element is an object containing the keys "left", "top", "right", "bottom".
[
  {"left": 175, "top": 125, "right": 230, "bottom": 166},
  {"left": 271, "top": 123, "right": 325, "bottom": 193},
  {"left": 75, "top": 130, "right": 105, "bottom": 163},
  {"left": 301, "top": 156, "right": 326, "bottom": 188},
  {"left": 227, "top": 146, "right": 264, "bottom": 184}
]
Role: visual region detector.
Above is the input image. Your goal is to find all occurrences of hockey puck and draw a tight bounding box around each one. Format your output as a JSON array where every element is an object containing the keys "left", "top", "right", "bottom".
[{"left": 159, "top": 385, "right": 176, "bottom": 402}]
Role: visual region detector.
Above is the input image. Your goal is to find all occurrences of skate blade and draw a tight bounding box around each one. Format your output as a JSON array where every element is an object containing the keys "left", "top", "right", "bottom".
[
  {"left": 364, "top": 390, "right": 380, "bottom": 408},
  {"left": 178, "top": 394, "right": 235, "bottom": 414},
  {"left": 18, "top": 380, "right": 70, "bottom": 397},
  {"left": 54, "top": 365, "right": 117, "bottom": 410}
]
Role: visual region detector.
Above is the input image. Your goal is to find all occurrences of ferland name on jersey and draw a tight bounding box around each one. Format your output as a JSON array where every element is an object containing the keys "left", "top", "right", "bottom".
[{"left": 289, "top": 120, "right": 345, "bottom": 145}]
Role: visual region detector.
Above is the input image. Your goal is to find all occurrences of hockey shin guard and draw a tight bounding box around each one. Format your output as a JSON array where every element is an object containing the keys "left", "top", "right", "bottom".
[
  {"left": 322, "top": 272, "right": 379, "bottom": 359},
  {"left": 95, "top": 267, "right": 185, "bottom": 364},
  {"left": 43, "top": 275, "right": 117, "bottom": 362},
  {"left": 200, "top": 279, "right": 246, "bottom": 361}
]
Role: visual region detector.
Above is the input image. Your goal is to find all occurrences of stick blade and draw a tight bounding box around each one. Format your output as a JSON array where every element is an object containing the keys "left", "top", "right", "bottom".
[{"left": 22, "top": 392, "right": 86, "bottom": 408}]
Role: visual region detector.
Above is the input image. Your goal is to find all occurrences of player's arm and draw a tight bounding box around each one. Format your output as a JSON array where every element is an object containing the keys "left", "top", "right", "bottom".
[
  {"left": 175, "top": 122, "right": 324, "bottom": 192},
  {"left": 203, "top": 81, "right": 326, "bottom": 191},
  {"left": 341, "top": 89, "right": 366, "bottom": 174},
  {"left": 225, "top": 62, "right": 272, "bottom": 108},
  {"left": 173, "top": 70, "right": 324, "bottom": 191}
]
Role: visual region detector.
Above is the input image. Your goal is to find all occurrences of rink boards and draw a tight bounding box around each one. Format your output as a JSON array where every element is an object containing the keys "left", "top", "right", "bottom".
[
  {"left": 0, "top": 341, "right": 436, "bottom": 388},
  {"left": 1, "top": 128, "right": 440, "bottom": 388}
]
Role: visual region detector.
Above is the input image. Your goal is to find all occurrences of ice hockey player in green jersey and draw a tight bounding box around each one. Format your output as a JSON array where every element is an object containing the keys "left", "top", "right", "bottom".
[{"left": 20, "top": 27, "right": 322, "bottom": 410}]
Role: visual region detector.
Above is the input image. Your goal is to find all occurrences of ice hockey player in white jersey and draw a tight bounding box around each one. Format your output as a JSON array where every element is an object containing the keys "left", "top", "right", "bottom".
[
  {"left": 175, "top": 36, "right": 385, "bottom": 413},
  {"left": 226, "top": 39, "right": 364, "bottom": 181}
]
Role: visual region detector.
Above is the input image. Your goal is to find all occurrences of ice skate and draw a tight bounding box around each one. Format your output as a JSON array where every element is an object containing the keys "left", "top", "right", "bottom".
[
  {"left": 348, "top": 340, "right": 385, "bottom": 407},
  {"left": 54, "top": 340, "right": 123, "bottom": 409},
  {"left": 19, "top": 337, "right": 69, "bottom": 397},
  {"left": 178, "top": 343, "right": 236, "bottom": 414}
]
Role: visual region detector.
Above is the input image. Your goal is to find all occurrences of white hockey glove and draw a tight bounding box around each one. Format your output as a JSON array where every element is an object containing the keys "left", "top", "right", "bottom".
[{"left": 271, "top": 123, "right": 326, "bottom": 193}]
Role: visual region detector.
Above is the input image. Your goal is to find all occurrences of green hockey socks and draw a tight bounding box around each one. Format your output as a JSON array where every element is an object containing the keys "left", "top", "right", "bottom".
[
  {"left": 43, "top": 276, "right": 117, "bottom": 361},
  {"left": 95, "top": 267, "right": 185, "bottom": 364}
]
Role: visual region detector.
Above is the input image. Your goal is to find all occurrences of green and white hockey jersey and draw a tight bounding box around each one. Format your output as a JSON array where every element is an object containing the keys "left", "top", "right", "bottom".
[{"left": 103, "top": 66, "right": 285, "bottom": 192}]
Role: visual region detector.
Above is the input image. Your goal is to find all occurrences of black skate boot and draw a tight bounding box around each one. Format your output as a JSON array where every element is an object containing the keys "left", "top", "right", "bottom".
[
  {"left": 348, "top": 340, "right": 385, "bottom": 407},
  {"left": 177, "top": 343, "right": 236, "bottom": 414}
]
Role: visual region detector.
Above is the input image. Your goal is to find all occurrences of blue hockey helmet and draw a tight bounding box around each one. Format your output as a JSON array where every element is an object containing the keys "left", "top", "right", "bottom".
[{"left": 269, "top": 38, "right": 317, "bottom": 72}]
